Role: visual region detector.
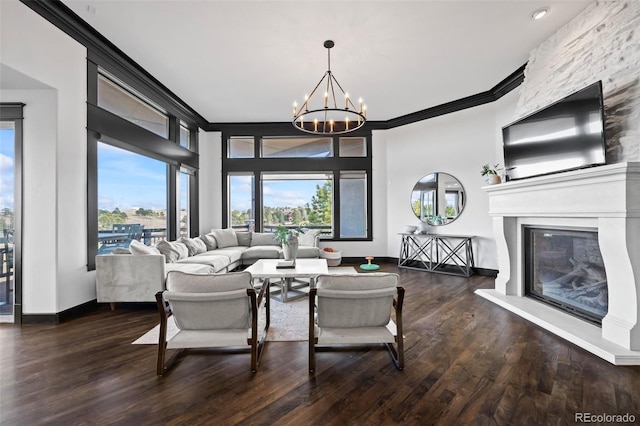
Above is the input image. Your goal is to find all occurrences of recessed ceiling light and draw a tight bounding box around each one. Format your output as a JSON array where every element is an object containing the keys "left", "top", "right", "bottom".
[{"left": 532, "top": 7, "right": 549, "bottom": 20}]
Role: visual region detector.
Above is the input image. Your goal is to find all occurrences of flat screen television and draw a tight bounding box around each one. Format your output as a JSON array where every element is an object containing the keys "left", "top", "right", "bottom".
[{"left": 502, "top": 81, "right": 606, "bottom": 181}]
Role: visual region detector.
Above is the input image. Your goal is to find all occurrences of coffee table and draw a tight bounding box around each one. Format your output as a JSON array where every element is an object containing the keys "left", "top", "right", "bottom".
[{"left": 245, "top": 259, "right": 328, "bottom": 302}]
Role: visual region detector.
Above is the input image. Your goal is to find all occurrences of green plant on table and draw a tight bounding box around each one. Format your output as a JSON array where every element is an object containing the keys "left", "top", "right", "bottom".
[{"left": 273, "top": 225, "right": 301, "bottom": 246}]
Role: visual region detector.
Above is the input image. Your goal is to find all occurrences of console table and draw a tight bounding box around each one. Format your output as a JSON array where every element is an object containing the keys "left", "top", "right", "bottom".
[{"left": 398, "top": 233, "right": 475, "bottom": 277}]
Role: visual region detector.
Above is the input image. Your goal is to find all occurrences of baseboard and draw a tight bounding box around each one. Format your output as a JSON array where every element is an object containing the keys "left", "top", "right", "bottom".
[
  {"left": 342, "top": 256, "right": 396, "bottom": 264},
  {"left": 21, "top": 299, "right": 98, "bottom": 324},
  {"left": 474, "top": 268, "right": 498, "bottom": 277},
  {"left": 386, "top": 257, "right": 498, "bottom": 277}
]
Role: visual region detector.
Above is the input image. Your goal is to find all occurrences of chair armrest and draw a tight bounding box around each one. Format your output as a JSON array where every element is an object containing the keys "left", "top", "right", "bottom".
[{"left": 393, "top": 286, "right": 405, "bottom": 338}]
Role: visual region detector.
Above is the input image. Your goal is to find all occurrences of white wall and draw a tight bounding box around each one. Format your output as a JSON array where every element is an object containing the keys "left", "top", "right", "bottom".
[
  {"left": 1, "top": 0, "right": 89, "bottom": 314},
  {"left": 384, "top": 94, "right": 518, "bottom": 270}
]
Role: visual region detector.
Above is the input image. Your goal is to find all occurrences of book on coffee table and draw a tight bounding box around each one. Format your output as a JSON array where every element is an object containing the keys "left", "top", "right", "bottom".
[{"left": 276, "top": 260, "right": 296, "bottom": 268}]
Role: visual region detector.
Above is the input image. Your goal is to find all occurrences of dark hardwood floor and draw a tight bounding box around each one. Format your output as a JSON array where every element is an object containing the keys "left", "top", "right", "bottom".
[{"left": 1, "top": 263, "right": 639, "bottom": 425}]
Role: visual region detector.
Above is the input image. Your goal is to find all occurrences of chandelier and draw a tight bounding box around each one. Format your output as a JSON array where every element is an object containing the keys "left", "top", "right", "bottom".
[{"left": 292, "top": 40, "right": 366, "bottom": 135}]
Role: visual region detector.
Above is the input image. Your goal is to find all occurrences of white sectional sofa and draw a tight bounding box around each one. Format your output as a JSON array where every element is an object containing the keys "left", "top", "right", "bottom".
[{"left": 95, "top": 228, "right": 320, "bottom": 306}]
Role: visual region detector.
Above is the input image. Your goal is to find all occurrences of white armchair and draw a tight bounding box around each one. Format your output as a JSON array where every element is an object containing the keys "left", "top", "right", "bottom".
[
  {"left": 155, "top": 271, "right": 270, "bottom": 375},
  {"left": 308, "top": 273, "right": 404, "bottom": 373}
]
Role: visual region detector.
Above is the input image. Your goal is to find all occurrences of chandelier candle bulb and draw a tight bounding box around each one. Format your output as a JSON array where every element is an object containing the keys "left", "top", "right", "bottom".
[
  {"left": 324, "top": 92, "right": 328, "bottom": 108},
  {"left": 345, "top": 93, "right": 349, "bottom": 109},
  {"left": 304, "top": 95, "right": 309, "bottom": 111},
  {"left": 314, "top": 119, "right": 318, "bottom": 132},
  {"left": 330, "top": 120, "right": 334, "bottom": 132},
  {"left": 293, "top": 101, "right": 297, "bottom": 117},
  {"left": 345, "top": 116, "right": 349, "bottom": 130}
]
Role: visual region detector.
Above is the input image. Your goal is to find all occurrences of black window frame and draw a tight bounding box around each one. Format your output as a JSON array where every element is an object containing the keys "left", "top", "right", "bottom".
[
  {"left": 221, "top": 124, "right": 373, "bottom": 241},
  {"left": 86, "top": 59, "right": 200, "bottom": 270},
  {"left": 0, "top": 103, "right": 24, "bottom": 323}
]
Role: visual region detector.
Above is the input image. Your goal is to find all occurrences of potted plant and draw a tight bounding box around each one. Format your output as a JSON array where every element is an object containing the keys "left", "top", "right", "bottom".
[
  {"left": 274, "top": 225, "right": 301, "bottom": 260},
  {"left": 481, "top": 163, "right": 503, "bottom": 184}
]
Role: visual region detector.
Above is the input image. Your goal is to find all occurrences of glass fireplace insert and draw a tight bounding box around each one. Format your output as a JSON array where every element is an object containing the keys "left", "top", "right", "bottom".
[{"left": 524, "top": 227, "right": 608, "bottom": 325}]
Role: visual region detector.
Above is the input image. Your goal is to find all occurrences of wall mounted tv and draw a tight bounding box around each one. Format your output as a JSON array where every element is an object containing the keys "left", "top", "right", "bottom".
[{"left": 502, "top": 81, "right": 606, "bottom": 181}]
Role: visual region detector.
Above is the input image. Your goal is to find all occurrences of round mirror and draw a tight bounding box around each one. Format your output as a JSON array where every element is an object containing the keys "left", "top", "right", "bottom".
[{"left": 410, "top": 172, "right": 465, "bottom": 226}]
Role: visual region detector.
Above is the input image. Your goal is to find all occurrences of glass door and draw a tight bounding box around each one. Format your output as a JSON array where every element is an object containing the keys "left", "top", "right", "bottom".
[{"left": 0, "top": 120, "right": 15, "bottom": 317}]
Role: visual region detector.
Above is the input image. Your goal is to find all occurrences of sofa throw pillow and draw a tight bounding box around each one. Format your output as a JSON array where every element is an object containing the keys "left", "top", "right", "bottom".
[
  {"left": 178, "top": 237, "right": 207, "bottom": 256},
  {"left": 112, "top": 248, "right": 132, "bottom": 254},
  {"left": 156, "top": 240, "right": 189, "bottom": 263},
  {"left": 236, "top": 231, "right": 252, "bottom": 247},
  {"left": 250, "top": 232, "right": 278, "bottom": 247},
  {"left": 199, "top": 233, "right": 218, "bottom": 251},
  {"left": 129, "top": 239, "right": 161, "bottom": 256},
  {"left": 211, "top": 228, "right": 238, "bottom": 248},
  {"left": 298, "top": 229, "right": 321, "bottom": 247}
]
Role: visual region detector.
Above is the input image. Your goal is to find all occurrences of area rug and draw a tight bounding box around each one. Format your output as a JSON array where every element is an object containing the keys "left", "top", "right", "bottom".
[{"left": 133, "top": 266, "right": 357, "bottom": 344}]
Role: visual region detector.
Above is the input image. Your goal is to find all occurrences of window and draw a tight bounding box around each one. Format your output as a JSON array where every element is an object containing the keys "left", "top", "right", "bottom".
[
  {"left": 88, "top": 62, "right": 200, "bottom": 269},
  {"left": 262, "top": 173, "right": 333, "bottom": 236},
  {"left": 261, "top": 137, "right": 332, "bottom": 158},
  {"left": 97, "top": 143, "right": 167, "bottom": 250},
  {"left": 179, "top": 123, "right": 190, "bottom": 149},
  {"left": 0, "top": 120, "right": 16, "bottom": 315},
  {"left": 178, "top": 170, "right": 190, "bottom": 238},
  {"left": 223, "top": 130, "right": 372, "bottom": 241},
  {"left": 228, "top": 137, "right": 254, "bottom": 158},
  {"left": 229, "top": 174, "right": 255, "bottom": 230},
  {"left": 339, "top": 137, "right": 366, "bottom": 157},
  {"left": 1, "top": 103, "right": 23, "bottom": 321},
  {"left": 97, "top": 73, "right": 169, "bottom": 138},
  {"left": 339, "top": 171, "right": 367, "bottom": 238}
]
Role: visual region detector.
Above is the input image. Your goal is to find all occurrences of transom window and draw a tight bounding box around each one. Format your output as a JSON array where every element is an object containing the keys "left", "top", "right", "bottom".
[{"left": 97, "top": 73, "right": 169, "bottom": 138}]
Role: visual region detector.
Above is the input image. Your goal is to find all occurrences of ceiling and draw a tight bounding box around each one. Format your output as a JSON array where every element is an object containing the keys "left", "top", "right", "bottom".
[{"left": 60, "top": 0, "right": 591, "bottom": 124}]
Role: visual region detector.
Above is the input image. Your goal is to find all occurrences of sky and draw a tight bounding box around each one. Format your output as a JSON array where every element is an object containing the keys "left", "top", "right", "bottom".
[
  {"left": 99, "top": 142, "right": 325, "bottom": 213},
  {"left": 230, "top": 175, "right": 330, "bottom": 212},
  {"left": 98, "top": 142, "right": 168, "bottom": 211},
  {"left": 0, "top": 128, "right": 15, "bottom": 211}
]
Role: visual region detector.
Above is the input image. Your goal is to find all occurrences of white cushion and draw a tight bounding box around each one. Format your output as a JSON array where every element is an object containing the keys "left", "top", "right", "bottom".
[
  {"left": 250, "top": 233, "right": 278, "bottom": 246},
  {"left": 298, "top": 229, "right": 321, "bottom": 247},
  {"left": 211, "top": 228, "right": 238, "bottom": 248},
  {"left": 156, "top": 240, "right": 189, "bottom": 263},
  {"left": 235, "top": 231, "right": 252, "bottom": 246},
  {"left": 179, "top": 237, "right": 207, "bottom": 256},
  {"left": 199, "top": 233, "right": 218, "bottom": 250},
  {"left": 129, "top": 239, "right": 161, "bottom": 256}
]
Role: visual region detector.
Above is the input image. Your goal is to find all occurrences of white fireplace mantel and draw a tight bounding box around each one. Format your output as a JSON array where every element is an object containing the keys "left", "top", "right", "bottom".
[{"left": 476, "top": 162, "right": 640, "bottom": 365}]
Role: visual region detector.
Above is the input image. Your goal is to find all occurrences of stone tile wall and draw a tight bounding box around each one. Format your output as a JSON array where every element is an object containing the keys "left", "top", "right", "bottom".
[{"left": 515, "top": 1, "right": 640, "bottom": 162}]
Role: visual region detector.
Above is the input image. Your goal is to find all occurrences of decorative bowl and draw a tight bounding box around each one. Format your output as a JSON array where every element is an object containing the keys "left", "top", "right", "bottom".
[{"left": 404, "top": 225, "right": 417, "bottom": 233}]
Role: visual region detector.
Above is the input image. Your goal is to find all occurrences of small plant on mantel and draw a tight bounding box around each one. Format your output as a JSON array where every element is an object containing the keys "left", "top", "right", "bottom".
[{"left": 481, "top": 163, "right": 503, "bottom": 184}]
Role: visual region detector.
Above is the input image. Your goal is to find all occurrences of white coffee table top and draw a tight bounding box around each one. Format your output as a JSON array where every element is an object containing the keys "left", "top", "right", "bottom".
[{"left": 245, "top": 258, "right": 328, "bottom": 278}]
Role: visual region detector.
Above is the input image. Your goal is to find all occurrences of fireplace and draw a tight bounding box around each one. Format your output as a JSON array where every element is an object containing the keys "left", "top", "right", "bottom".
[
  {"left": 524, "top": 227, "right": 607, "bottom": 325},
  {"left": 477, "top": 162, "right": 640, "bottom": 365}
]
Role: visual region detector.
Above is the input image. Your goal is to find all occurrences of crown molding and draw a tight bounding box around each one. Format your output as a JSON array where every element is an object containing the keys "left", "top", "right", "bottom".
[{"left": 207, "top": 66, "right": 525, "bottom": 133}]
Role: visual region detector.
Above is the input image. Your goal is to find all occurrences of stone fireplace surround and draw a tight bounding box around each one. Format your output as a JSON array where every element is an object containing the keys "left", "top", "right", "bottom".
[{"left": 477, "top": 162, "right": 640, "bottom": 365}]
